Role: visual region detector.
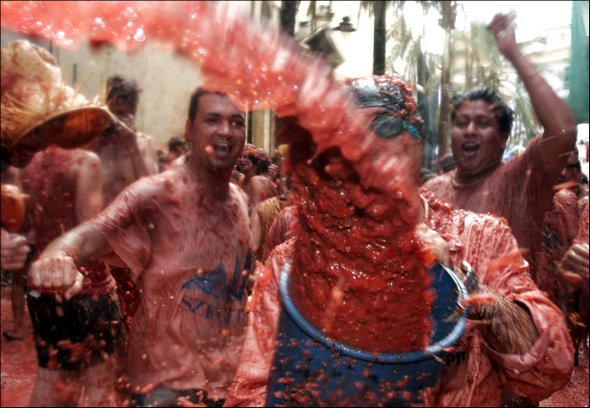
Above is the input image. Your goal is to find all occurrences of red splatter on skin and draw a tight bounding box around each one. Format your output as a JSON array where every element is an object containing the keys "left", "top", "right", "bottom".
[{"left": 2, "top": 1, "right": 432, "bottom": 353}]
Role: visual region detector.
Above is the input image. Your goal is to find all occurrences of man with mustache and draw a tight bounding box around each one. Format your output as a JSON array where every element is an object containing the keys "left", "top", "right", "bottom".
[
  {"left": 424, "top": 14, "right": 578, "bottom": 286},
  {"left": 224, "top": 74, "right": 573, "bottom": 407},
  {"left": 29, "top": 89, "right": 253, "bottom": 407}
]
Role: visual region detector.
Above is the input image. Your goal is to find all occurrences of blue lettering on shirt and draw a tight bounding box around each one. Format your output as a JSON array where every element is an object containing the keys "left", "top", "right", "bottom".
[{"left": 180, "top": 251, "right": 252, "bottom": 324}]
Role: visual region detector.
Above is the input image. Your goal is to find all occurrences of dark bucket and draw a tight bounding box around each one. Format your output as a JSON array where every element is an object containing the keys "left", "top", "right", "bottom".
[{"left": 265, "top": 262, "right": 468, "bottom": 407}]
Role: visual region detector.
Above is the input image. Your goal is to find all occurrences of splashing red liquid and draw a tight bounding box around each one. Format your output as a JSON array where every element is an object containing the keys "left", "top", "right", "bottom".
[{"left": 1, "top": 1, "right": 432, "bottom": 352}]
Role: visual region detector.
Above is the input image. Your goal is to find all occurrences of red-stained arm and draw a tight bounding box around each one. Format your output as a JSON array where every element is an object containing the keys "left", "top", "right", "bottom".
[
  {"left": 460, "top": 214, "right": 574, "bottom": 401},
  {"left": 489, "top": 13, "right": 577, "bottom": 175}
]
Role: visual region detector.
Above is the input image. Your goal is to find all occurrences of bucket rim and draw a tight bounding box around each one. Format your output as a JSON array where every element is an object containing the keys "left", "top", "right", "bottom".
[{"left": 279, "top": 261, "right": 468, "bottom": 364}]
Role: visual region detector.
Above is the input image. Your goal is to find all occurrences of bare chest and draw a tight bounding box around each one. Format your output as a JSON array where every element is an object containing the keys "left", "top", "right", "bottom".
[{"left": 99, "top": 147, "right": 137, "bottom": 202}]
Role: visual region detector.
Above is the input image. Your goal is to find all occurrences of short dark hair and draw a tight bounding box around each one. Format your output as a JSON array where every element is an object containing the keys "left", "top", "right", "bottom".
[
  {"left": 451, "top": 87, "right": 514, "bottom": 134},
  {"left": 106, "top": 75, "right": 141, "bottom": 105},
  {"left": 168, "top": 137, "right": 186, "bottom": 153},
  {"left": 188, "top": 88, "right": 226, "bottom": 122},
  {"left": 250, "top": 153, "right": 270, "bottom": 175},
  {"left": 346, "top": 75, "right": 425, "bottom": 141}
]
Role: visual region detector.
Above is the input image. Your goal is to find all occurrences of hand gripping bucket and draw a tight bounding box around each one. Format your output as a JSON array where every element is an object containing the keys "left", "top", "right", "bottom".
[{"left": 266, "top": 262, "right": 468, "bottom": 406}]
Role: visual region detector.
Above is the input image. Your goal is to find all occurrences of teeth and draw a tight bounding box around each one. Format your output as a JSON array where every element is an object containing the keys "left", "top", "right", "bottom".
[{"left": 214, "top": 144, "right": 231, "bottom": 153}]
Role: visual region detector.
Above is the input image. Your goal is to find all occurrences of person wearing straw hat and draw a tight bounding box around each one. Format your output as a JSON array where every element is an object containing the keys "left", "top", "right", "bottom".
[
  {"left": 1, "top": 39, "right": 126, "bottom": 406},
  {"left": 224, "top": 74, "right": 573, "bottom": 407},
  {"left": 28, "top": 88, "right": 254, "bottom": 407}
]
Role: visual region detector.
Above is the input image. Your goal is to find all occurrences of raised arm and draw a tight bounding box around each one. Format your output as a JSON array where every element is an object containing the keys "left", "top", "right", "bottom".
[{"left": 489, "top": 13, "right": 577, "bottom": 173}]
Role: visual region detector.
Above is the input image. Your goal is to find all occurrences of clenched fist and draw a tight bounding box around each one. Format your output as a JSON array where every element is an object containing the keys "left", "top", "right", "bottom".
[
  {"left": 559, "top": 242, "right": 589, "bottom": 292},
  {"left": 1, "top": 228, "right": 31, "bottom": 270},
  {"left": 29, "top": 255, "right": 85, "bottom": 299},
  {"left": 488, "top": 13, "right": 518, "bottom": 58}
]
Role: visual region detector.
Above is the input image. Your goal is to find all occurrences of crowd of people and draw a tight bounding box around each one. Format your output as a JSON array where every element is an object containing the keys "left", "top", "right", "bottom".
[{"left": 0, "top": 11, "right": 588, "bottom": 408}]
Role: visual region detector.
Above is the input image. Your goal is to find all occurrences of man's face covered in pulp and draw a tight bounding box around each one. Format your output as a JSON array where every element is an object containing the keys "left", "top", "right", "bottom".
[{"left": 286, "top": 75, "right": 426, "bottom": 238}]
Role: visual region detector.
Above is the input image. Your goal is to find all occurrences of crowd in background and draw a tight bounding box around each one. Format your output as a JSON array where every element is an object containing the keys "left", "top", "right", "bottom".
[{"left": 0, "top": 9, "right": 588, "bottom": 408}]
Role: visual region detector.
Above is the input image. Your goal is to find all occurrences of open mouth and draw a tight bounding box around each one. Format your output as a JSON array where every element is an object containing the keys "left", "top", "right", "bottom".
[
  {"left": 210, "top": 138, "right": 234, "bottom": 156},
  {"left": 462, "top": 143, "right": 480, "bottom": 158}
]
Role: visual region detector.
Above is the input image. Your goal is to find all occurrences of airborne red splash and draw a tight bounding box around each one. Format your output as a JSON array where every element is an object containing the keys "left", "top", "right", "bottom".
[
  {"left": 1, "top": 1, "right": 420, "bottom": 204},
  {"left": 1, "top": 1, "right": 431, "bottom": 352}
]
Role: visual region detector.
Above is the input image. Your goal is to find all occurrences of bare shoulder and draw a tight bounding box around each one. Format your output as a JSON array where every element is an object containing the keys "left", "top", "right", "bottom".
[
  {"left": 133, "top": 167, "right": 181, "bottom": 195},
  {"left": 230, "top": 183, "right": 250, "bottom": 210},
  {"left": 106, "top": 167, "right": 179, "bottom": 206},
  {"left": 67, "top": 148, "right": 101, "bottom": 172},
  {"left": 72, "top": 148, "right": 100, "bottom": 163},
  {"left": 136, "top": 131, "right": 154, "bottom": 142},
  {"left": 136, "top": 131, "right": 155, "bottom": 149}
]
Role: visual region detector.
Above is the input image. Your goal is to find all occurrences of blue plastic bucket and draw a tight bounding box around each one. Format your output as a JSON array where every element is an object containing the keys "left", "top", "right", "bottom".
[{"left": 265, "top": 262, "right": 468, "bottom": 406}]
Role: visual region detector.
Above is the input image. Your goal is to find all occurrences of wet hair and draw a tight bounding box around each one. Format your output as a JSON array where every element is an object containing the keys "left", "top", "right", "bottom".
[
  {"left": 451, "top": 87, "right": 514, "bottom": 134},
  {"left": 250, "top": 154, "right": 270, "bottom": 174},
  {"left": 106, "top": 75, "right": 141, "bottom": 105},
  {"left": 241, "top": 144, "right": 271, "bottom": 175},
  {"left": 346, "top": 75, "right": 425, "bottom": 141},
  {"left": 188, "top": 87, "right": 225, "bottom": 122}
]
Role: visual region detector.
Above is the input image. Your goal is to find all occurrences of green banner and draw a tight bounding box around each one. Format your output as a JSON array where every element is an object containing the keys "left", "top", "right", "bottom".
[{"left": 568, "top": 1, "right": 589, "bottom": 123}]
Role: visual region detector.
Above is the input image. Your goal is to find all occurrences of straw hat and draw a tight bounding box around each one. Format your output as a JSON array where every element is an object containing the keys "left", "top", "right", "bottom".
[{"left": 1, "top": 40, "right": 114, "bottom": 167}]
